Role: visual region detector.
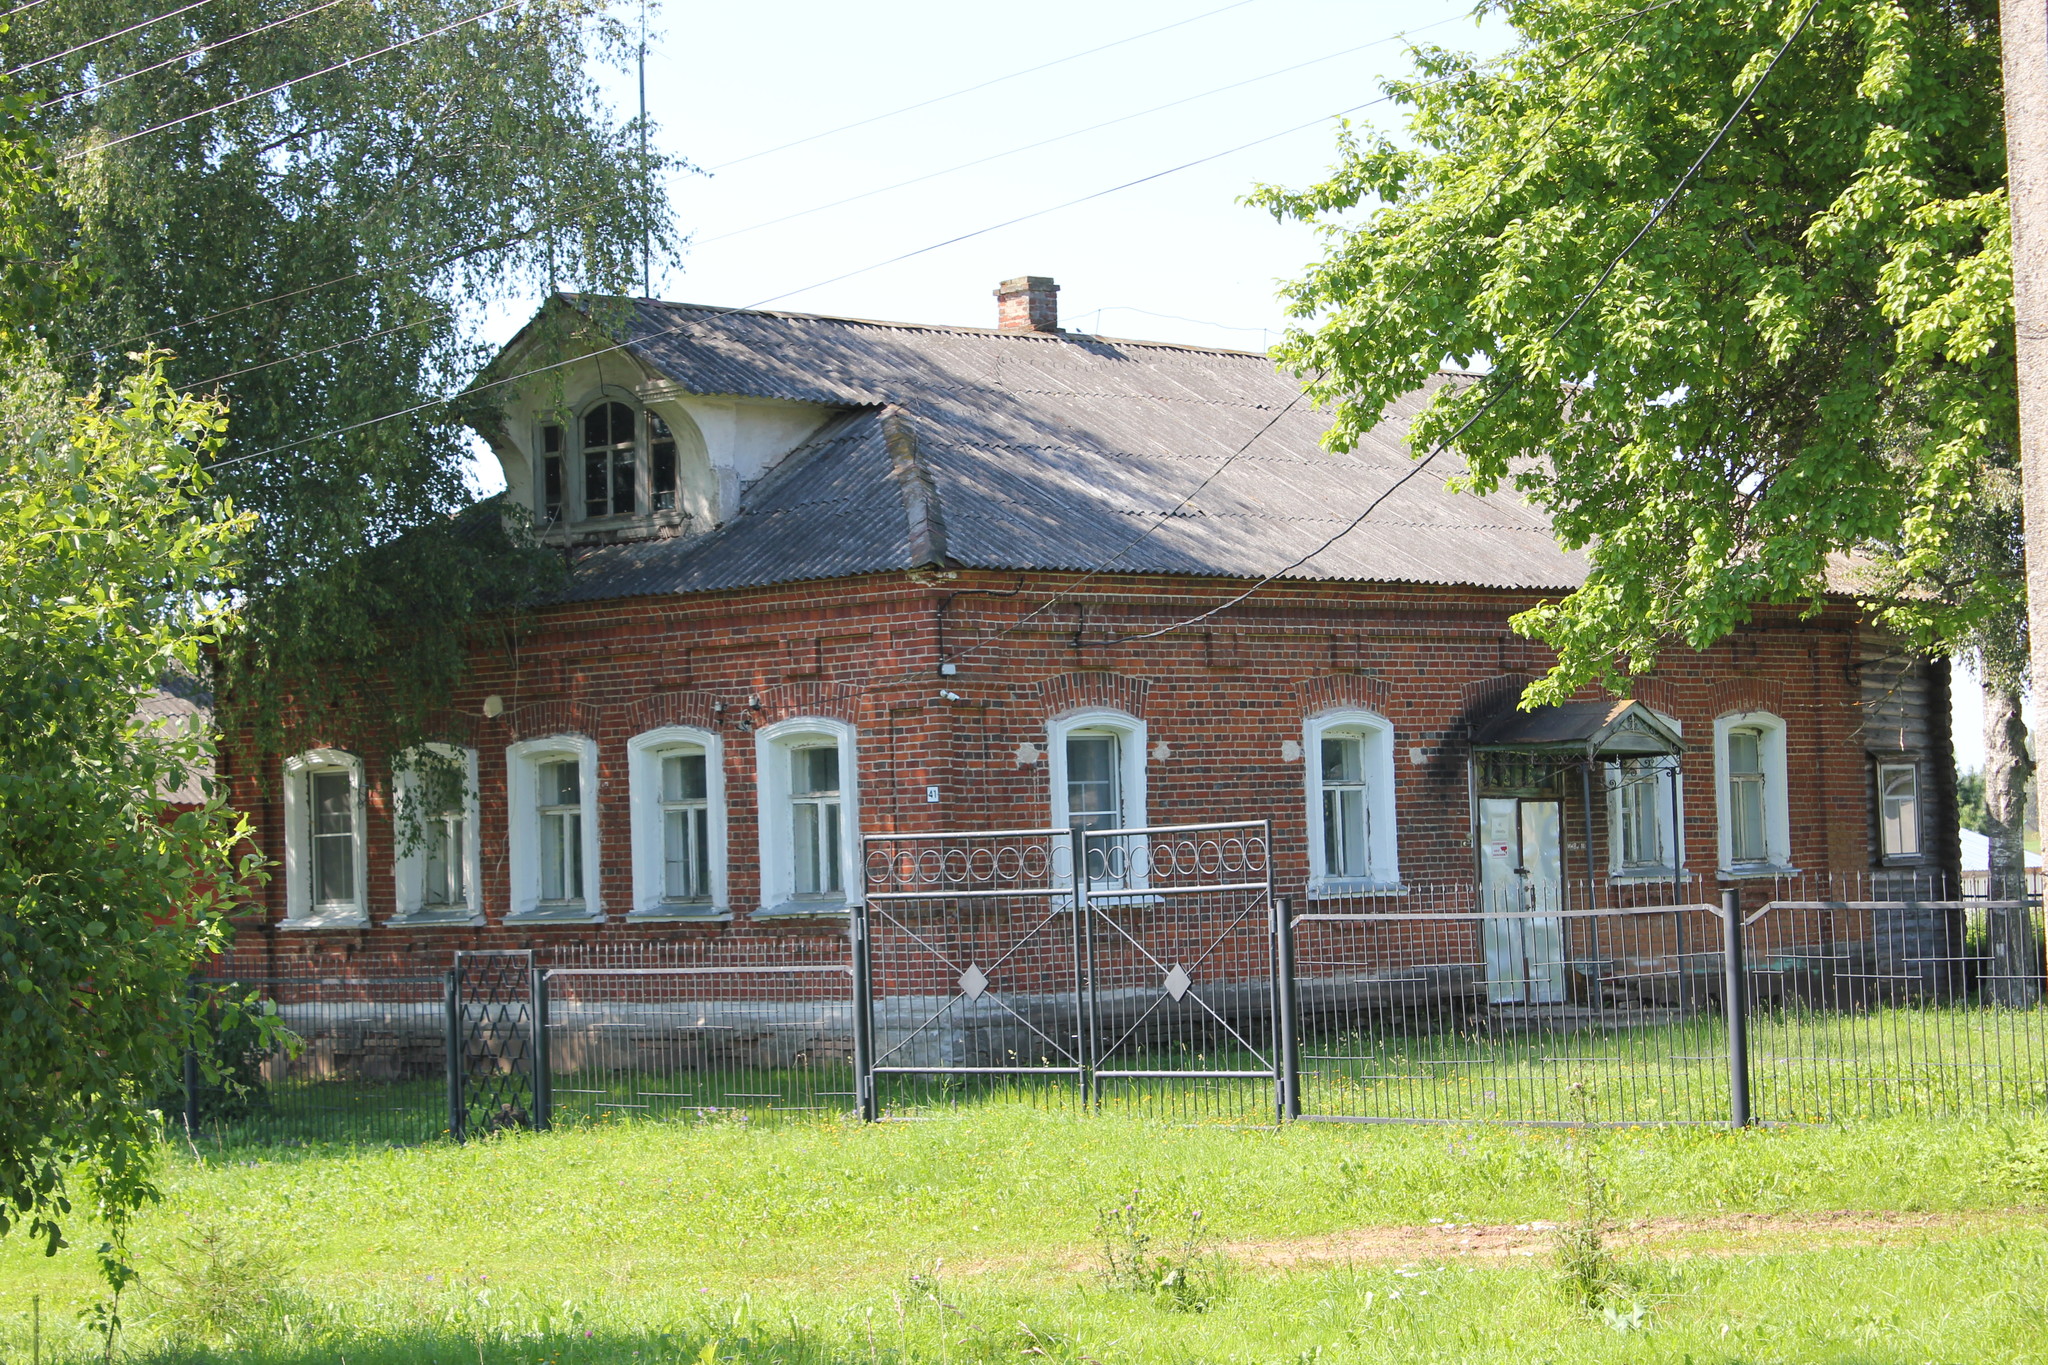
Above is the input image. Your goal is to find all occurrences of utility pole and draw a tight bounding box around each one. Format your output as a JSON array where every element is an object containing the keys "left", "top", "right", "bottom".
[{"left": 2006, "top": 0, "right": 2048, "bottom": 995}]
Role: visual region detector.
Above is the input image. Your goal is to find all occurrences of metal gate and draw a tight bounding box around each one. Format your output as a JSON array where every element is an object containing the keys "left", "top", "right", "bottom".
[
  {"left": 856, "top": 820, "right": 1287, "bottom": 1121},
  {"left": 447, "top": 949, "right": 540, "bottom": 1140}
]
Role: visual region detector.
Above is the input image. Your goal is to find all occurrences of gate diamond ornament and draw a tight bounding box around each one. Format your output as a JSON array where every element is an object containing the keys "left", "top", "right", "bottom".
[
  {"left": 959, "top": 964, "right": 989, "bottom": 1001},
  {"left": 1163, "top": 964, "right": 1192, "bottom": 1001}
]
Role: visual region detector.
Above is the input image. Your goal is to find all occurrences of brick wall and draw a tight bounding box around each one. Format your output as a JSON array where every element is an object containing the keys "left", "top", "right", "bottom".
[{"left": 213, "top": 569, "right": 1950, "bottom": 974}]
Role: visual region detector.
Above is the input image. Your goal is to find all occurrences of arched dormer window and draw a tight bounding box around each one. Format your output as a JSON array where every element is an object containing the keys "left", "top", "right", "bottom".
[{"left": 538, "top": 399, "right": 679, "bottom": 526}]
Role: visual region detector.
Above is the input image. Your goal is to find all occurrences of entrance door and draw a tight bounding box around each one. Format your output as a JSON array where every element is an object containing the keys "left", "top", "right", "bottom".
[{"left": 1477, "top": 798, "right": 1567, "bottom": 1004}]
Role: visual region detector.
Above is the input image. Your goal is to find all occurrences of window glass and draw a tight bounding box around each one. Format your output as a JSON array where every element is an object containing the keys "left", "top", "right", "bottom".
[
  {"left": 660, "top": 750, "right": 710, "bottom": 901},
  {"left": 1728, "top": 728, "right": 1767, "bottom": 863},
  {"left": 310, "top": 771, "right": 354, "bottom": 905},
  {"left": 790, "top": 744, "right": 842, "bottom": 896},
  {"left": 421, "top": 805, "right": 466, "bottom": 907},
  {"left": 1066, "top": 733, "right": 1121, "bottom": 833},
  {"left": 581, "top": 401, "right": 637, "bottom": 518},
  {"left": 1879, "top": 762, "right": 1920, "bottom": 858},
  {"left": 541, "top": 424, "right": 565, "bottom": 522},
  {"left": 1320, "top": 734, "right": 1371, "bottom": 877},
  {"left": 537, "top": 757, "right": 582, "bottom": 903},
  {"left": 650, "top": 412, "right": 678, "bottom": 512},
  {"left": 1616, "top": 757, "right": 1665, "bottom": 869}
]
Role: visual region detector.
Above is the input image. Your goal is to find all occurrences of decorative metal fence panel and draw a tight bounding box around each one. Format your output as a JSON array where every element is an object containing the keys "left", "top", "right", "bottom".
[
  {"left": 857, "top": 821, "right": 1282, "bottom": 1122},
  {"left": 451, "top": 950, "right": 537, "bottom": 1140}
]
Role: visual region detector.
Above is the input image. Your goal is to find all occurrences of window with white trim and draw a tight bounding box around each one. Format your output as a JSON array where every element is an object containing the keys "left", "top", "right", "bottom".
[
  {"left": 1714, "top": 712, "right": 1792, "bottom": 873},
  {"left": 392, "top": 744, "right": 481, "bottom": 922},
  {"left": 755, "top": 719, "right": 859, "bottom": 914},
  {"left": 1302, "top": 711, "right": 1398, "bottom": 894},
  {"left": 628, "top": 727, "right": 727, "bottom": 917},
  {"left": 282, "top": 749, "right": 368, "bottom": 926},
  {"left": 507, "top": 735, "right": 602, "bottom": 919},
  {"left": 1047, "top": 710, "right": 1147, "bottom": 886},
  {"left": 1876, "top": 760, "right": 1921, "bottom": 860},
  {"left": 1606, "top": 755, "right": 1683, "bottom": 878}
]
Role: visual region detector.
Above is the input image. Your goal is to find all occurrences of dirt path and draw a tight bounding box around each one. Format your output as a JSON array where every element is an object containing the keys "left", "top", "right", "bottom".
[{"left": 1220, "top": 1208, "right": 2035, "bottom": 1268}]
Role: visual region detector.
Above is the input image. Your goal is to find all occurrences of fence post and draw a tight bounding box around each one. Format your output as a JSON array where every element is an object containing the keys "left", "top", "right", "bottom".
[
  {"left": 182, "top": 1044, "right": 200, "bottom": 1137},
  {"left": 850, "top": 899, "right": 877, "bottom": 1122},
  {"left": 1273, "top": 894, "right": 1301, "bottom": 1122},
  {"left": 445, "top": 966, "right": 464, "bottom": 1143},
  {"left": 1073, "top": 824, "right": 1097, "bottom": 1109},
  {"left": 531, "top": 967, "right": 551, "bottom": 1132},
  {"left": 1722, "top": 886, "right": 1752, "bottom": 1128}
]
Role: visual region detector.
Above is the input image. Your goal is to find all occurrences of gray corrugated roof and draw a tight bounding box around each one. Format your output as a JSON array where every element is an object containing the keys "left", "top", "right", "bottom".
[{"left": 548, "top": 296, "right": 1588, "bottom": 602}]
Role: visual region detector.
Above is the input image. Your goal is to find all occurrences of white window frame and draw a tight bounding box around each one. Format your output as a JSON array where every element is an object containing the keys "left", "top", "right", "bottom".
[
  {"left": 506, "top": 734, "right": 602, "bottom": 921},
  {"left": 391, "top": 743, "right": 482, "bottom": 925},
  {"left": 281, "top": 748, "right": 369, "bottom": 929},
  {"left": 628, "top": 726, "right": 728, "bottom": 919},
  {"left": 1713, "top": 711, "right": 1794, "bottom": 875},
  {"left": 1876, "top": 759, "right": 1923, "bottom": 862},
  {"left": 1303, "top": 709, "right": 1400, "bottom": 896},
  {"left": 1604, "top": 753, "right": 1685, "bottom": 881},
  {"left": 754, "top": 718, "right": 859, "bottom": 916},
  {"left": 1047, "top": 709, "right": 1148, "bottom": 889}
]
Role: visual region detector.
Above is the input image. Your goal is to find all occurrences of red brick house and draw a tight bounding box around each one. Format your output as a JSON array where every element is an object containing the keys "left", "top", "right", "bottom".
[{"left": 215, "top": 276, "right": 1957, "bottom": 995}]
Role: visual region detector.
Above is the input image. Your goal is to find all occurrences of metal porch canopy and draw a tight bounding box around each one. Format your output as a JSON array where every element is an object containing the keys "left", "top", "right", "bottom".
[{"left": 1470, "top": 699, "right": 1685, "bottom": 759}]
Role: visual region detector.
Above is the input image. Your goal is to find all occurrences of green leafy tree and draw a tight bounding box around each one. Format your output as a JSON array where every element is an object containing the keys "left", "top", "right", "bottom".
[
  {"left": 1252, "top": 0, "right": 2012, "bottom": 703},
  {"left": 4, "top": 0, "right": 679, "bottom": 756},
  {"left": 0, "top": 349, "right": 260, "bottom": 1275}
]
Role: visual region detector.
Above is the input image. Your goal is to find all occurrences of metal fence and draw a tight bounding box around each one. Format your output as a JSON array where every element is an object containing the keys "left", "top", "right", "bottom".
[{"left": 179, "top": 866, "right": 2048, "bottom": 1146}]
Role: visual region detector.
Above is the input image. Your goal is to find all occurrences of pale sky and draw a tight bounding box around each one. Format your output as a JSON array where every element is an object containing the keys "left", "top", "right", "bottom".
[{"left": 479, "top": 0, "right": 1992, "bottom": 770}]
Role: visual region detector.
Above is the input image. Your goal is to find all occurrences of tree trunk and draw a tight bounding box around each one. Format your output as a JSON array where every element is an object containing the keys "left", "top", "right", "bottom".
[{"left": 1984, "top": 682, "right": 2041, "bottom": 1005}]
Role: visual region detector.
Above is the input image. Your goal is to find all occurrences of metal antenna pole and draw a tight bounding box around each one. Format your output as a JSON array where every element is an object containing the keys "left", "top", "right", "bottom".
[{"left": 638, "top": 0, "right": 650, "bottom": 299}]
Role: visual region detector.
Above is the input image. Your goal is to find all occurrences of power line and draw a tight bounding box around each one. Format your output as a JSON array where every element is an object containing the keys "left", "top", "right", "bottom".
[
  {"left": 0, "top": 0, "right": 52, "bottom": 21},
  {"left": 204, "top": 88, "right": 1405, "bottom": 473},
  {"left": 708, "top": 0, "right": 1267, "bottom": 172},
  {"left": 39, "top": 0, "right": 349, "bottom": 111},
  {"left": 1097, "top": 0, "right": 1825, "bottom": 648},
  {"left": 59, "top": 0, "right": 522, "bottom": 160},
  {"left": 4, "top": 0, "right": 214, "bottom": 77},
  {"left": 700, "top": 16, "right": 1460, "bottom": 246}
]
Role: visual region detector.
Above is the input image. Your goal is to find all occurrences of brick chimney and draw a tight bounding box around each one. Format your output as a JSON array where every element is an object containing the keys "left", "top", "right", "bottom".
[{"left": 995, "top": 276, "right": 1060, "bottom": 333}]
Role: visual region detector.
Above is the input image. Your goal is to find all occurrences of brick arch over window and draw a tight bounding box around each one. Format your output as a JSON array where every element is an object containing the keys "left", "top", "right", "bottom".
[
  {"left": 1709, "top": 677, "right": 1785, "bottom": 719},
  {"left": 623, "top": 689, "right": 722, "bottom": 734},
  {"left": 1036, "top": 672, "right": 1149, "bottom": 721},
  {"left": 1296, "top": 673, "right": 1391, "bottom": 717},
  {"left": 502, "top": 699, "right": 597, "bottom": 742},
  {"left": 1626, "top": 678, "right": 1680, "bottom": 717},
  {"left": 758, "top": 682, "right": 862, "bottom": 726}
]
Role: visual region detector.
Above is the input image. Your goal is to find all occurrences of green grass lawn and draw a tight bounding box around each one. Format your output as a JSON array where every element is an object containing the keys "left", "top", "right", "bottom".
[{"left": 7, "top": 1108, "right": 2048, "bottom": 1363}]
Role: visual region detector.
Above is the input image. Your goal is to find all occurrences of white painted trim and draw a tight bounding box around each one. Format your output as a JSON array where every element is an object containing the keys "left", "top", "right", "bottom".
[
  {"left": 1047, "top": 708, "right": 1149, "bottom": 889},
  {"left": 627, "top": 725, "right": 728, "bottom": 918},
  {"left": 1603, "top": 757, "right": 1688, "bottom": 880},
  {"left": 754, "top": 717, "right": 860, "bottom": 915},
  {"left": 1302, "top": 709, "right": 1400, "bottom": 896},
  {"left": 281, "top": 749, "right": 369, "bottom": 928},
  {"left": 505, "top": 734, "right": 603, "bottom": 921},
  {"left": 1713, "top": 711, "right": 1794, "bottom": 875},
  {"left": 390, "top": 744, "right": 483, "bottom": 925}
]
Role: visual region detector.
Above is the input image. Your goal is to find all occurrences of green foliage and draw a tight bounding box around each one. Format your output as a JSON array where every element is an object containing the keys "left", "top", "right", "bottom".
[
  {"left": 1960, "top": 768, "right": 1988, "bottom": 832},
  {"left": 2, "top": 0, "right": 672, "bottom": 755},
  {"left": 145, "top": 1223, "right": 298, "bottom": 1349},
  {"left": 1094, "top": 1185, "right": 1222, "bottom": 1311},
  {"left": 153, "top": 989, "right": 279, "bottom": 1126},
  {"left": 1252, "top": 0, "right": 2013, "bottom": 700}
]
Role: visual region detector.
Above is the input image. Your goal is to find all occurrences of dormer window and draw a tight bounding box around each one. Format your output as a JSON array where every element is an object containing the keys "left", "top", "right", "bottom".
[{"left": 540, "top": 400, "right": 683, "bottom": 528}]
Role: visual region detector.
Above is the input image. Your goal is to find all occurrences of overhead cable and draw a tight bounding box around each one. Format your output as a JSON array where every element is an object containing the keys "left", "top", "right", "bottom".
[
  {"left": 4, "top": 0, "right": 214, "bottom": 77},
  {"left": 40, "top": 0, "right": 349, "bottom": 111},
  {"left": 709, "top": 0, "right": 1267, "bottom": 171},
  {"left": 60, "top": 0, "right": 522, "bottom": 159},
  {"left": 701, "top": 15, "right": 1460, "bottom": 246}
]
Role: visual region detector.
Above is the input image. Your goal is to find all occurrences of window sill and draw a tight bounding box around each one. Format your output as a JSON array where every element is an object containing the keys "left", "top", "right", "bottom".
[
  {"left": 628, "top": 906, "right": 733, "bottom": 924},
  {"left": 506, "top": 905, "right": 603, "bottom": 924},
  {"left": 387, "top": 908, "right": 484, "bottom": 928},
  {"left": 1307, "top": 877, "right": 1404, "bottom": 900},
  {"left": 1720, "top": 863, "right": 1799, "bottom": 880},
  {"left": 279, "top": 911, "right": 371, "bottom": 931},
  {"left": 753, "top": 899, "right": 855, "bottom": 920},
  {"left": 1609, "top": 868, "right": 1685, "bottom": 884}
]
